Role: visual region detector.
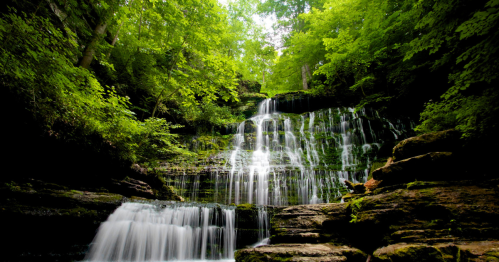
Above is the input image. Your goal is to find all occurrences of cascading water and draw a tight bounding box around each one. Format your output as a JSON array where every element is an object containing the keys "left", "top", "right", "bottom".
[
  {"left": 217, "top": 99, "right": 409, "bottom": 206},
  {"left": 85, "top": 202, "right": 235, "bottom": 262},
  {"left": 85, "top": 98, "right": 412, "bottom": 261}
]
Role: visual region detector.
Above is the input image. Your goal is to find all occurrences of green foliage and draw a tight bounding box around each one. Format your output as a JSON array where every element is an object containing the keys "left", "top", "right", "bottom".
[
  {"left": 182, "top": 101, "right": 245, "bottom": 128},
  {"left": 4, "top": 181, "right": 21, "bottom": 192},
  {"left": 106, "top": 0, "right": 241, "bottom": 119},
  {"left": 227, "top": 0, "right": 276, "bottom": 86},
  {"left": 260, "top": 0, "right": 499, "bottom": 146},
  {"left": 348, "top": 197, "right": 365, "bottom": 223},
  {"left": 0, "top": 11, "right": 184, "bottom": 163},
  {"left": 0, "top": 0, "right": 275, "bottom": 168},
  {"left": 259, "top": 0, "right": 327, "bottom": 94},
  {"left": 407, "top": 0, "right": 499, "bottom": 140}
]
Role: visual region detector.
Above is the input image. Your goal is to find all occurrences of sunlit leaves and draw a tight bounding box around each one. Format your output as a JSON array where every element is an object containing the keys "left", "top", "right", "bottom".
[{"left": 0, "top": 12, "right": 184, "bottom": 162}]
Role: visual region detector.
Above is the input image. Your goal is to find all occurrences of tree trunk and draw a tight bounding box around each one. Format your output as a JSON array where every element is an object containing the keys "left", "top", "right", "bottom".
[
  {"left": 301, "top": 65, "right": 308, "bottom": 90},
  {"left": 137, "top": 1, "right": 145, "bottom": 52},
  {"left": 80, "top": 21, "right": 107, "bottom": 69},
  {"left": 305, "top": 64, "right": 312, "bottom": 79},
  {"left": 46, "top": 0, "right": 67, "bottom": 21},
  {"left": 107, "top": 21, "right": 123, "bottom": 58},
  {"left": 107, "top": 0, "right": 134, "bottom": 58}
]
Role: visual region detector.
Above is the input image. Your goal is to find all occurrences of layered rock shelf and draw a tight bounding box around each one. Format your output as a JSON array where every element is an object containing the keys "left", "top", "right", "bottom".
[
  {"left": 235, "top": 129, "right": 499, "bottom": 261},
  {"left": 236, "top": 243, "right": 367, "bottom": 262},
  {"left": 236, "top": 179, "right": 499, "bottom": 261}
]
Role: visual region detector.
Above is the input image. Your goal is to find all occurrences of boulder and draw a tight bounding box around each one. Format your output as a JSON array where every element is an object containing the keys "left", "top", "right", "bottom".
[
  {"left": 364, "top": 178, "right": 381, "bottom": 192},
  {"left": 110, "top": 178, "right": 155, "bottom": 198},
  {"left": 392, "top": 129, "right": 461, "bottom": 161},
  {"left": 235, "top": 243, "right": 367, "bottom": 262},
  {"left": 372, "top": 152, "right": 457, "bottom": 186},
  {"left": 355, "top": 181, "right": 499, "bottom": 245},
  {"left": 344, "top": 180, "right": 367, "bottom": 194}
]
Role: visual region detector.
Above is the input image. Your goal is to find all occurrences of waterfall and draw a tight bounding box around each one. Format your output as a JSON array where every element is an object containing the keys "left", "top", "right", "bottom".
[
  {"left": 85, "top": 98, "right": 412, "bottom": 261},
  {"left": 162, "top": 99, "right": 413, "bottom": 205},
  {"left": 85, "top": 202, "right": 235, "bottom": 262},
  {"left": 217, "top": 99, "right": 410, "bottom": 206}
]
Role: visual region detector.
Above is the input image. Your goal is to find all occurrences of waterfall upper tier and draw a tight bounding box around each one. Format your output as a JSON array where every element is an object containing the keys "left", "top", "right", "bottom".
[{"left": 166, "top": 99, "right": 414, "bottom": 206}]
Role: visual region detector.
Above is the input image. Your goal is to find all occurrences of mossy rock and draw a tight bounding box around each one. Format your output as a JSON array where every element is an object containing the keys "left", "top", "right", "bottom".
[
  {"left": 373, "top": 244, "right": 445, "bottom": 262},
  {"left": 392, "top": 129, "right": 461, "bottom": 161},
  {"left": 369, "top": 161, "right": 387, "bottom": 180},
  {"left": 373, "top": 242, "right": 499, "bottom": 262},
  {"left": 235, "top": 244, "right": 367, "bottom": 262}
]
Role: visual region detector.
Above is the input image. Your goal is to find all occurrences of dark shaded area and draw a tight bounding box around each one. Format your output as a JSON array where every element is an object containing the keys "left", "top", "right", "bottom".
[
  {"left": 0, "top": 88, "right": 124, "bottom": 186},
  {"left": 0, "top": 182, "right": 123, "bottom": 262},
  {"left": 273, "top": 91, "right": 347, "bottom": 114},
  {"left": 0, "top": 86, "right": 178, "bottom": 197}
]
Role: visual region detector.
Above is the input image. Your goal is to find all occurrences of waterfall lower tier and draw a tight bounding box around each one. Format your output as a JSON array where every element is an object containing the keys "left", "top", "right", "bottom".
[{"left": 85, "top": 202, "right": 236, "bottom": 262}]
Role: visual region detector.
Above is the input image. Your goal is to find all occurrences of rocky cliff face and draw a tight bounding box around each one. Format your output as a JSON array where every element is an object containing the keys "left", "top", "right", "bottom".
[
  {"left": 235, "top": 130, "right": 499, "bottom": 261},
  {"left": 0, "top": 179, "right": 182, "bottom": 262}
]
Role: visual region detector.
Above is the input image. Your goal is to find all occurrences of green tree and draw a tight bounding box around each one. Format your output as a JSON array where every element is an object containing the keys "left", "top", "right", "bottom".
[
  {"left": 258, "top": 0, "right": 326, "bottom": 91},
  {"left": 0, "top": 0, "right": 250, "bottom": 164},
  {"left": 407, "top": 0, "right": 499, "bottom": 140}
]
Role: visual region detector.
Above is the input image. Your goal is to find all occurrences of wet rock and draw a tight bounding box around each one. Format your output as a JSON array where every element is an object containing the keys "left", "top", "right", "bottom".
[
  {"left": 270, "top": 180, "right": 499, "bottom": 252},
  {"left": 235, "top": 243, "right": 367, "bottom": 262},
  {"left": 372, "top": 152, "right": 456, "bottom": 186},
  {"left": 272, "top": 91, "right": 343, "bottom": 114},
  {"left": 236, "top": 204, "right": 280, "bottom": 248},
  {"left": 341, "top": 193, "right": 355, "bottom": 202},
  {"left": 111, "top": 178, "right": 155, "bottom": 198},
  {"left": 344, "top": 180, "right": 367, "bottom": 194},
  {"left": 392, "top": 129, "right": 461, "bottom": 161},
  {"left": 271, "top": 203, "right": 349, "bottom": 244},
  {"left": 352, "top": 181, "right": 499, "bottom": 249},
  {"left": 373, "top": 241, "right": 499, "bottom": 262}
]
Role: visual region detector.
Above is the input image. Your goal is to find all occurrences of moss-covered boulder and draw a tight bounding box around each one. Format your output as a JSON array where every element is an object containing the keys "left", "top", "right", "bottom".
[
  {"left": 373, "top": 242, "right": 499, "bottom": 262},
  {"left": 235, "top": 243, "right": 367, "bottom": 262},
  {"left": 372, "top": 152, "right": 457, "bottom": 186},
  {"left": 344, "top": 180, "right": 367, "bottom": 194},
  {"left": 392, "top": 129, "right": 461, "bottom": 161},
  {"left": 347, "top": 180, "right": 499, "bottom": 250}
]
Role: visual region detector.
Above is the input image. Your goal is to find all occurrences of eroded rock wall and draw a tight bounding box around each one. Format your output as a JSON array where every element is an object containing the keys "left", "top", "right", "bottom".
[
  {"left": 236, "top": 129, "right": 499, "bottom": 261},
  {"left": 236, "top": 180, "right": 499, "bottom": 261}
]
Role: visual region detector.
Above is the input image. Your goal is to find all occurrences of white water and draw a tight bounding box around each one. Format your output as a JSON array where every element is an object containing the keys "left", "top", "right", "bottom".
[
  {"left": 86, "top": 99, "right": 412, "bottom": 261},
  {"left": 221, "top": 99, "right": 408, "bottom": 206},
  {"left": 85, "top": 202, "right": 236, "bottom": 262},
  {"left": 166, "top": 101, "right": 411, "bottom": 206}
]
